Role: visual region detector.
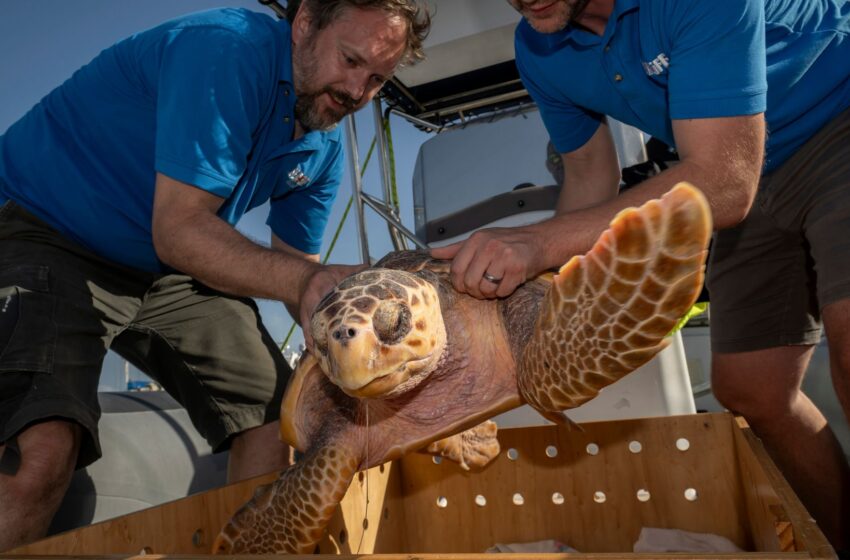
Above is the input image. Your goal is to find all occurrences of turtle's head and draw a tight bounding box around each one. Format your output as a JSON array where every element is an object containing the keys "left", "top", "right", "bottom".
[{"left": 310, "top": 268, "right": 447, "bottom": 399}]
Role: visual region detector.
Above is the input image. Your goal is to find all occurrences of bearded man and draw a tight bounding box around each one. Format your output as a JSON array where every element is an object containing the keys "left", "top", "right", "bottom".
[{"left": 0, "top": 0, "right": 429, "bottom": 551}]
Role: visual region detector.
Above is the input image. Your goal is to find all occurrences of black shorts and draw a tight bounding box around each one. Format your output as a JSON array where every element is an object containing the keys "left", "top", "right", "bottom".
[
  {"left": 0, "top": 201, "right": 291, "bottom": 469},
  {"left": 708, "top": 107, "right": 850, "bottom": 353}
]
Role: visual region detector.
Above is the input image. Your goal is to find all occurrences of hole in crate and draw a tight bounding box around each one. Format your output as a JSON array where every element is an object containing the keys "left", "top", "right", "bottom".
[
  {"left": 436, "top": 496, "right": 449, "bottom": 508},
  {"left": 593, "top": 491, "right": 606, "bottom": 503},
  {"left": 676, "top": 437, "right": 691, "bottom": 451},
  {"left": 363, "top": 518, "right": 369, "bottom": 530},
  {"left": 628, "top": 440, "right": 642, "bottom": 453},
  {"left": 475, "top": 494, "right": 487, "bottom": 507},
  {"left": 358, "top": 472, "right": 365, "bottom": 483},
  {"left": 545, "top": 445, "right": 558, "bottom": 458},
  {"left": 507, "top": 448, "right": 519, "bottom": 460},
  {"left": 339, "top": 529, "right": 348, "bottom": 544},
  {"left": 140, "top": 547, "right": 154, "bottom": 555},
  {"left": 383, "top": 507, "right": 390, "bottom": 519},
  {"left": 586, "top": 443, "right": 599, "bottom": 455},
  {"left": 512, "top": 493, "right": 525, "bottom": 506},
  {"left": 379, "top": 463, "right": 385, "bottom": 473},
  {"left": 684, "top": 488, "right": 698, "bottom": 501},
  {"left": 191, "top": 528, "right": 205, "bottom": 548},
  {"left": 552, "top": 492, "right": 565, "bottom": 505},
  {"left": 636, "top": 489, "right": 651, "bottom": 502},
  {"left": 432, "top": 456, "right": 442, "bottom": 465}
]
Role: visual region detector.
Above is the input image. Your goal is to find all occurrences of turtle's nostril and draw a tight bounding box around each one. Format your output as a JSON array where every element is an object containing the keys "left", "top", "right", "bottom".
[{"left": 332, "top": 326, "right": 358, "bottom": 342}]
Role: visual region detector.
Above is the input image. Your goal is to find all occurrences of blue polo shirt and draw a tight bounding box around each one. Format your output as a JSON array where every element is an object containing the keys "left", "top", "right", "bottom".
[
  {"left": 0, "top": 8, "right": 343, "bottom": 272},
  {"left": 515, "top": 0, "right": 850, "bottom": 172}
]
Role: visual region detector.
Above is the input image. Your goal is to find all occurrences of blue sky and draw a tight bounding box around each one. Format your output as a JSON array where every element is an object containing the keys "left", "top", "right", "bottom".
[{"left": 0, "top": 1, "right": 431, "bottom": 358}]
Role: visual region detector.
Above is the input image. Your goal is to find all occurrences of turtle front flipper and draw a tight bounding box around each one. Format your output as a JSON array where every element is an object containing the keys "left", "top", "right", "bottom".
[
  {"left": 213, "top": 442, "right": 359, "bottom": 554},
  {"left": 423, "top": 420, "right": 500, "bottom": 471},
  {"left": 519, "top": 182, "right": 712, "bottom": 419}
]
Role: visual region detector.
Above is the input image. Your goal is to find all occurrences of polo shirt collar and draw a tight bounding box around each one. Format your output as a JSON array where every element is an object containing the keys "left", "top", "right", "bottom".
[
  {"left": 276, "top": 18, "right": 294, "bottom": 87},
  {"left": 546, "top": 0, "right": 641, "bottom": 48}
]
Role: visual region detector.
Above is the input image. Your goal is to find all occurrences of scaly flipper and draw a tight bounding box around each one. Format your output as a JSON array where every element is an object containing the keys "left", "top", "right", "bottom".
[
  {"left": 422, "top": 420, "right": 500, "bottom": 471},
  {"left": 212, "top": 442, "right": 359, "bottom": 554},
  {"left": 519, "top": 182, "right": 712, "bottom": 419}
]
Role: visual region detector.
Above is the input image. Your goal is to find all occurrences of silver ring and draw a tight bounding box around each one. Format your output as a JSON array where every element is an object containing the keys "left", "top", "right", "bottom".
[{"left": 483, "top": 272, "right": 503, "bottom": 284}]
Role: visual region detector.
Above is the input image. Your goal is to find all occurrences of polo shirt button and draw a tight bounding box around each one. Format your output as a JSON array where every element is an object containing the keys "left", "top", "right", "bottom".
[
  {"left": 284, "top": 89, "right": 290, "bottom": 96},
  {"left": 614, "top": 73, "right": 624, "bottom": 82},
  {"left": 604, "top": 45, "right": 611, "bottom": 53},
  {"left": 283, "top": 116, "right": 291, "bottom": 123}
]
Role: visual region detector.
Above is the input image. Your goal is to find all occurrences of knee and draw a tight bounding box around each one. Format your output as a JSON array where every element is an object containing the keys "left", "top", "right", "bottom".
[
  {"left": 3, "top": 424, "right": 80, "bottom": 504},
  {"left": 711, "top": 365, "right": 753, "bottom": 412},
  {"left": 711, "top": 361, "right": 791, "bottom": 420}
]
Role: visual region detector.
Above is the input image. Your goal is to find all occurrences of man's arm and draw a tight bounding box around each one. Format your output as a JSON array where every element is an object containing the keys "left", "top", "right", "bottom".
[
  {"left": 152, "top": 173, "right": 361, "bottom": 344},
  {"left": 432, "top": 113, "right": 765, "bottom": 298},
  {"left": 556, "top": 119, "right": 621, "bottom": 213}
]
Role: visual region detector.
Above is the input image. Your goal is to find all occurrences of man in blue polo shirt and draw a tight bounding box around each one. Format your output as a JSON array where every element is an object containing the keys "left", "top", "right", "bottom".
[
  {"left": 0, "top": 0, "right": 429, "bottom": 551},
  {"left": 433, "top": 0, "right": 850, "bottom": 548}
]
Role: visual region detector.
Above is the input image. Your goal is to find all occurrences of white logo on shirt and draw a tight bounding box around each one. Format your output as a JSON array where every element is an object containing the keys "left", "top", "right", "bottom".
[
  {"left": 642, "top": 53, "right": 670, "bottom": 76},
  {"left": 287, "top": 165, "right": 311, "bottom": 188}
]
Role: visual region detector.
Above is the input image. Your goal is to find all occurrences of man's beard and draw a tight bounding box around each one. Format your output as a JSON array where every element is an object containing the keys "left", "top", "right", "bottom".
[
  {"left": 293, "top": 87, "right": 359, "bottom": 132},
  {"left": 569, "top": 0, "right": 591, "bottom": 23},
  {"left": 520, "top": 0, "right": 592, "bottom": 34},
  {"left": 292, "top": 36, "right": 361, "bottom": 132}
]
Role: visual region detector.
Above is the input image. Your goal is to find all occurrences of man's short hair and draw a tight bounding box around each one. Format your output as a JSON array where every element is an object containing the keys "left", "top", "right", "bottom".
[{"left": 285, "top": 0, "right": 430, "bottom": 65}]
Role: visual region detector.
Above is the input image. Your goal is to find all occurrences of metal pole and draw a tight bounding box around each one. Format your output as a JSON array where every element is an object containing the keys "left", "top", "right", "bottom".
[
  {"left": 361, "top": 193, "right": 427, "bottom": 250},
  {"left": 372, "top": 98, "right": 407, "bottom": 251},
  {"left": 344, "top": 114, "right": 371, "bottom": 265},
  {"left": 388, "top": 109, "right": 442, "bottom": 133}
]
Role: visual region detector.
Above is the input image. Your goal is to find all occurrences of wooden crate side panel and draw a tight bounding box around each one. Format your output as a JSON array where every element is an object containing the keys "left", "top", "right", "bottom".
[
  {"left": 8, "top": 473, "right": 278, "bottom": 556},
  {"left": 732, "top": 417, "right": 836, "bottom": 560},
  {"left": 396, "top": 414, "right": 750, "bottom": 553},
  {"left": 318, "top": 462, "right": 406, "bottom": 554}
]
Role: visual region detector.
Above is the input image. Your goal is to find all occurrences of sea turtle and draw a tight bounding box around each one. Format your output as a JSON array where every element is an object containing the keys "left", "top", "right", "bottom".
[{"left": 213, "top": 182, "right": 712, "bottom": 554}]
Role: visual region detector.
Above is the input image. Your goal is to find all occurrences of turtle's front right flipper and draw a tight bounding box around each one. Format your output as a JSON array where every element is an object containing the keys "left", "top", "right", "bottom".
[
  {"left": 519, "top": 182, "right": 712, "bottom": 418},
  {"left": 213, "top": 443, "right": 359, "bottom": 554}
]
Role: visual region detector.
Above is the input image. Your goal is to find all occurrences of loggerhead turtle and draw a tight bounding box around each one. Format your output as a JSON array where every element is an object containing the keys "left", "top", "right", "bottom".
[{"left": 213, "top": 182, "right": 712, "bottom": 554}]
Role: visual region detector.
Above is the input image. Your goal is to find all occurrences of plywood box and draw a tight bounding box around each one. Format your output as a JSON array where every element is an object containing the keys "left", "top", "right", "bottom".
[{"left": 6, "top": 412, "right": 836, "bottom": 559}]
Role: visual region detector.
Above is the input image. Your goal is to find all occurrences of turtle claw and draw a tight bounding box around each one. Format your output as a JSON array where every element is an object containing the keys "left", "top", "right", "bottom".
[
  {"left": 424, "top": 420, "right": 500, "bottom": 471},
  {"left": 539, "top": 410, "right": 585, "bottom": 431},
  {"left": 519, "top": 182, "right": 712, "bottom": 417}
]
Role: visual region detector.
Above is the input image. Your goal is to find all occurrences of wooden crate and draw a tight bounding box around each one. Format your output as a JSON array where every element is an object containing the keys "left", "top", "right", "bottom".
[{"left": 6, "top": 412, "right": 836, "bottom": 559}]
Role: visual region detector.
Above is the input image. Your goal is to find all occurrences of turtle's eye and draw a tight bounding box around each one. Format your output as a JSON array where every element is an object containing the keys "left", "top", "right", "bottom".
[{"left": 372, "top": 300, "right": 412, "bottom": 345}]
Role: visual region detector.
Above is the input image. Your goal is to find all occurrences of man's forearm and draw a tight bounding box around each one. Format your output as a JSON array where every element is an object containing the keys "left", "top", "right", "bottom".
[
  {"left": 154, "top": 208, "right": 316, "bottom": 307},
  {"left": 532, "top": 158, "right": 755, "bottom": 271}
]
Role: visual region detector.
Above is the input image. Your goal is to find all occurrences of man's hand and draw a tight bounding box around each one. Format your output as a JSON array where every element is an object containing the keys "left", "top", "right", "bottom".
[
  {"left": 297, "top": 263, "right": 367, "bottom": 351},
  {"left": 430, "top": 226, "right": 548, "bottom": 299}
]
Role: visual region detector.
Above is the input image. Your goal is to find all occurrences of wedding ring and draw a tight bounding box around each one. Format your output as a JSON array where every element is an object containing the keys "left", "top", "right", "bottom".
[{"left": 483, "top": 272, "right": 503, "bottom": 284}]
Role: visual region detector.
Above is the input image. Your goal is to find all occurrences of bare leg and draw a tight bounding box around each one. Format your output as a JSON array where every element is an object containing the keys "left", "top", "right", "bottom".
[
  {"left": 822, "top": 299, "right": 850, "bottom": 546},
  {"left": 227, "top": 421, "right": 292, "bottom": 483},
  {"left": 0, "top": 420, "right": 81, "bottom": 552},
  {"left": 712, "top": 345, "right": 850, "bottom": 549}
]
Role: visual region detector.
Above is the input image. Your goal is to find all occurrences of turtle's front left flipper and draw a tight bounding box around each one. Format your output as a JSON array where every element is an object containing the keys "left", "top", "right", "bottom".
[
  {"left": 422, "top": 420, "right": 500, "bottom": 471},
  {"left": 213, "top": 442, "right": 359, "bottom": 554},
  {"left": 519, "top": 182, "right": 712, "bottom": 418}
]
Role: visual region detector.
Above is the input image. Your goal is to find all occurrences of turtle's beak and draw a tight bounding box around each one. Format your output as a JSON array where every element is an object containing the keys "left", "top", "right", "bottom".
[
  {"left": 320, "top": 318, "right": 446, "bottom": 399},
  {"left": 323, "top": 325, "right": 430, "bottom": 398}
]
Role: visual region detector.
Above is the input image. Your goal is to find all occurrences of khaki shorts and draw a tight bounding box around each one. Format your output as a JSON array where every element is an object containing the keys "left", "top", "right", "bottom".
[
  {"left": 708, "top": 107, "right": 850, "bottom": 353},
  {"left": 0, "top": 201, "right": 291, "bottom": 469}
]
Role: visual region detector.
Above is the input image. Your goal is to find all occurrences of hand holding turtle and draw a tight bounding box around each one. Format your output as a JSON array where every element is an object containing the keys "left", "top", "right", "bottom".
[
  {"left": 429, "top": 225, "right": 549, "bottom": 299},
  {"left": 297, "top": 263, "right": 367, "bottom": 350}
]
